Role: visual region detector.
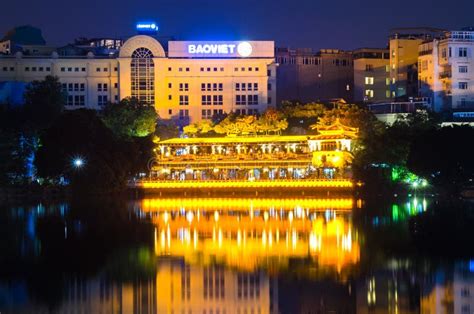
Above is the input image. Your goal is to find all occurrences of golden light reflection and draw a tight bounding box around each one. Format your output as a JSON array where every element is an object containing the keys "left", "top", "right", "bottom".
[{"left": 143, "top": 198, "right": 360, "bottom": 272}]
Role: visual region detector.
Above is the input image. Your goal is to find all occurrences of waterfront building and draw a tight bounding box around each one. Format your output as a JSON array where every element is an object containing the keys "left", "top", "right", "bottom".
[
  {"left": 141, "top": 119, "right": 358, "bottom": 190},
  {"left": 353, "top": 48, "right": 390, "bottom": 102},
  {"left": 276, "top": 47, "right": 353, "bottom": 104},
  {"left": 418, "top": 30, "right": 474, "bottom": 112},
  {"left": 0, "top": 27, "right": 276, "bottom": 125}
]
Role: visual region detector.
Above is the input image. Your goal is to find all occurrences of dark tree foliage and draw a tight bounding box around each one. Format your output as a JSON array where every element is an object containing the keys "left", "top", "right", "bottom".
[
  {"left": 35, "top": 109, "right": 145, "bottom": 192},
  {"left": 407, "top": 126, "right": 474, "bottom": 191},
  {"left": 23, "top": 75, "right": 65, "bottom": 129}
]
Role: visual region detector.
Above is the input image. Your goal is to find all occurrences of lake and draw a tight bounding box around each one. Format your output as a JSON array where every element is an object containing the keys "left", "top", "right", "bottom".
[{"left": 0, "top": 195, "right": 472, "bottom": 313}]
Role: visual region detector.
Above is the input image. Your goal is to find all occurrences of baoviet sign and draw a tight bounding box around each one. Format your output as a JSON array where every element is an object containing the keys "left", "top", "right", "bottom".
[{"left": 168, "top": 41, "right": 274, "bottom": 58}]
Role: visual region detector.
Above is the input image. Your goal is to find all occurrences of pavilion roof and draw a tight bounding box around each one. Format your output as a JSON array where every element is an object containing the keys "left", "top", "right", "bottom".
[{"left": 158, "top": 135, "right": 316, "bottom": 146}]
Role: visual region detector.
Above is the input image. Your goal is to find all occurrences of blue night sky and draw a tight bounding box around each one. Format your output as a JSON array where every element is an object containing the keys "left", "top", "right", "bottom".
[{"left": 1, "top": 0, "right": 473, "bottom": 50}]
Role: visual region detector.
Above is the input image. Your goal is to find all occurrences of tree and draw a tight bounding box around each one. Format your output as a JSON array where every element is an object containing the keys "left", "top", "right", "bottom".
[
  {"left": 35, "top": 109, "right": 139, "bottom": 192},
  {"left": 23, "top": 75, "right": 65, "bottom": 129},
  {"left": 102, "top": 97, "right": 158, "bottom": 139},
  {"left": 407, "top": 126, "right": 474, "bottom": 192}
]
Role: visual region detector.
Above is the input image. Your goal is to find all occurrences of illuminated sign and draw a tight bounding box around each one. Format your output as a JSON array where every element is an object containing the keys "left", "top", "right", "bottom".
[
  {"left": 168, "top": 41, "right": 274, "bottom": 58},
  {"left": 187, "top": 42, "right": 253, "bottom": 57},
  {"left": 136, "top": 22, "right": 158, "bottom": 32}
]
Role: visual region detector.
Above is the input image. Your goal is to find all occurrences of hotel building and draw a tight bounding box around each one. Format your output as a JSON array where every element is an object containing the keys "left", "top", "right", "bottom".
[
  {"left": 353, "top": 48, "right": 390, "bottom": 102},
  {"left": 0, "top": 32, "right": 277, "bottom": 125},
  {"left": 418, "top": 30, "right": 474, "bottom": 112}
]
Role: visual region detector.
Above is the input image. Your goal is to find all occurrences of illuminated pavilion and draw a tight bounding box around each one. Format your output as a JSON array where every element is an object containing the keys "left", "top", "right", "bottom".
[{"left": 140, "top": 119, "right": 358, "bottom": 190}]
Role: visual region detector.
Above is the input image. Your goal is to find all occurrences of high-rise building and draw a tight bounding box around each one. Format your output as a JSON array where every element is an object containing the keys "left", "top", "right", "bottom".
[
  {"left": 276, "top": 48, "right": 353, "bottom": 104},
  {"left": 353, "top": 48, "right": 390, "bottom": 102},
  {"left": 418, "top": 30, "right": 474, "bottom": 112}
]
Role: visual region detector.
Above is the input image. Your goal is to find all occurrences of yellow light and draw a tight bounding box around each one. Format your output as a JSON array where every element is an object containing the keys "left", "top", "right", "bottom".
[
  {"left": 214, "top": 211, "right": 219, "bottom": 222},
  {"left": 263, "top": 211, "right": 269, "bottom": 222},
  {"left": 186, "top": 211, "right": 194, "bottom": 223}
]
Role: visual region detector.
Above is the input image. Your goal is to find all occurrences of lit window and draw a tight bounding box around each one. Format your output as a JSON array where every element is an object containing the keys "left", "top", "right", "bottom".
[
  {"left": 365, "top": 89, "right": 374, "bottom": 98},
  {"left": 365, "top": 77, "right": 374, "bottom": 85}
]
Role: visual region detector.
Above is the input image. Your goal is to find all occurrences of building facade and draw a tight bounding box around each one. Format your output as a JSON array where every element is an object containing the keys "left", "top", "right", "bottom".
[
  {"left": 418, "top": 30, "right": 474, "bottom": 112},
  {"left": 389, "top": 28, "right": 443, "bottom": 100},
  {"left": 0, "top": 35, "right": 277, "bottom": 125},
  {"left": 353, "top": 48, "right": 390, "bottom": 102},
  {"left": 276, "top": 48, "right": 353, "bottom": 104}
]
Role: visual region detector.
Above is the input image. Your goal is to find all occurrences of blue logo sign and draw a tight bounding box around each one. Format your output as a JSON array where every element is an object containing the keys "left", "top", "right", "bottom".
[{"left": 136, "top": 22, "right": 158, "bottom": 32}]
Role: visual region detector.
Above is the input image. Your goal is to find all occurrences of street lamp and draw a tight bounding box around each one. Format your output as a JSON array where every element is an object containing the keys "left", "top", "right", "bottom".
[{"left": 72, "top": 157, "right": 85, "bottom": 169}]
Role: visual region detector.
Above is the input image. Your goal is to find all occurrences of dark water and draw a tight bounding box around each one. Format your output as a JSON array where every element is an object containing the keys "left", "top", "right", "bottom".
[{"left": 0, "top": 195, "right": 473, "bottom": 313}]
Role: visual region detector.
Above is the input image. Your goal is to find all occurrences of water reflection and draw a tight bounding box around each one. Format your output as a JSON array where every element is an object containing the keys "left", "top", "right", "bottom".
[
  {"left": 140, "top": 198, "right": 359, "bottom": 272},
  {"left": 1, "top": 196, "right": 474, "bottom": 313}
]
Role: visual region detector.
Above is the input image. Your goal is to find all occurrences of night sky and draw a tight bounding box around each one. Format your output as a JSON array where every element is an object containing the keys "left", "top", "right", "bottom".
[{"left": 2, "top": 0, "right": 474, "bottom": 50}]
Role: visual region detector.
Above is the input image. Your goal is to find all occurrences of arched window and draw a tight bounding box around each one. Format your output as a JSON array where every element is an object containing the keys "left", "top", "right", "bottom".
[{"left": 131, "top": 47, "right": 155, "bottom": 104}]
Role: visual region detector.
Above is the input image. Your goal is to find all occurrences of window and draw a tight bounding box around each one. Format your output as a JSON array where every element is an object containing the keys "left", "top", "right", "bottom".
[
  {"left": 82, "top": 67, "right": 86, "bottom": 72},
  {"left": 386, "top": 90, "right": 391, "bottom": 98},
  {"left": 248, "top": 67, "right": 252, "bottom": 71},
  {"left": 442, "top": 48, "right": 447, "bottom": 59},
  {"left": 98, "top": 95, "right": 108, "bottom": 106},
  {"left": 249, "top": 95, "right": 258, "bottom": 105},
  {"left": 213, "top": 95, "right": 223, "bottom": 105},
  {"left": 61, "top": 67, "right": 65, "bottom": 72},
  {"left": 200, "top": 67, "right": 204, "bottom": 72},
  {"left": 2, "top": 67, "right": 7, "bottom": 71},
  {"left": 74, "top": 67, "right": 79, "bottom": 72},
  {"left": 267, "top": 97, "right": 272, "bottom": 104},
  {"left": 68, "top": 83, "right": 73, "bottom": 92},
  {"left": 46, "top": 67, "right": 50, "bottom": 71},
  {"left": 202, "top": 95, "right": 212, "bottom": 105},
  {"left": 236, "top": 83, "right": 240, "bottom": 91},
  {"left": 186, "top": 67, "right": 190, "bottom": 72},
  {"left": 168, "top": 95, "right": 172, "bottom": 100},
  {"left": 96, "top": 67, "right": 101, "bottom": 72},
  {"left": 114, "top": 67, "right": 118, "bottom": 72},
  {"left": 365, "top": 64, "right": 374, "bottom": 72},
  {"left": 74, "top": 83, "right": 79, "bottom": 92},
  {"left": 202, "top": 109, "right": 212, "bottom": 119},
  {"left": 207, "top": 67, "right": 211, "bottom": 72},
  {"left": 179, "top": 109, "right": 189, "bottom": 120},
  {"left": 220, "top": 67, "right": 224, "bottom": 71},
  {"left": 459, "top": 66, "right": 468, "bottom": 73},
  {"left": 365, "top": 89, "right": 374, "bottom": 98},
  {"left": 214, "top": 67, "right": 217, "bottom": 72},
  {"left": 365, "top": 77, "right": 374, "bottom": 85},
  {"left": 386, "top": 78, "right": 390, "bottom": 86},
  {"left": 103, "top": 67, "right": 108, "bottom": 72},
  {"left": 253, "top": 83, "right": 258, "bottom": 91},
  {"left": 97, "top": 83, "right": 103, "bottom": 92},
  {"left": 459, "top": 47, "right": 468, "bottom": 57},
  {"left": 267, "top": 83, "right": 271, "bottom": 91},
  {"left": 236, "top": 95, "right": 246, "bottom": 105},
  {"left": 77, "top": 95, "right": 85, "bottom": 106},
  {"left": 179, "top": 83, "right": 189, "bottom": 91},
  {"left": 267, "top": 70, "right": 271, "bottom": 76},
  {"left": 32, "top": 67, "right": 37, "bottom": 72},
  {"left": 168, "top": 109, "right": 172, "bottom": 115},
  {"left": 168, "top": 67, "right": 172, "bottom": 71},
  {"left": 68, "top": 67, "right": 72, "bottom": 72},
  {"left": 247, "top": 83, "right": 253, "bottom": 91},
  {"left": 179, "top": 68, "right": 183, "bottom": 72},
  {"left": 255, "top": 67, "right": 259, "bottom": 71},
  {"left": 25, "top": 67, "right": 30, "bottom": 72},
  {"left": 206, "top": 83, "right": 211, "bottom": 91},
  {"left": 179, "top": 95, "right": 189, "bottom": 105},
  {"left": 201, "top": 83, "right": 206, "bottom": 91},
  {"left": 449, "top": 47, "right": 452, "bottom": 58},
  {"left": 67, "top": 95, "right": 73, "bottom": 106},
  {"left": 38, "top": 67, "right": 43, "bottom": 71},
  {"left": 10, "top": 67, "right": 14, "bottom": 71},
  {"left": 459, "top": 82, "right": 468, "bottom": 90},
  {"left": 218, "top": 83, "right": 223, "bottom": 91},
  {"left": 213, "top": 83, "right": 218, "bottom": 91},
  {"left": 234, "top": 67, "right": 238, "bottom": 72},
  {"left": 131, "top": 47, "right": 155, "bottom": 104},
  {"left": 114, "top": 82, "right": 118, "bottom": 88}
]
